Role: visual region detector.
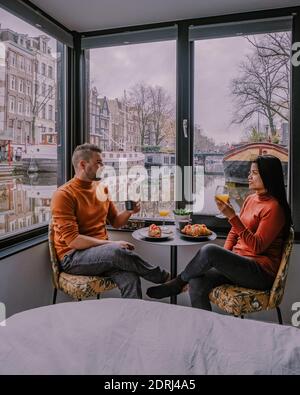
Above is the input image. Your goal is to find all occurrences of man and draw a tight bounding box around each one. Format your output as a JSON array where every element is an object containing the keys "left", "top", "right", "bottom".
[{"left": 51, "top": 143, "right": 169, "bottom": 299}]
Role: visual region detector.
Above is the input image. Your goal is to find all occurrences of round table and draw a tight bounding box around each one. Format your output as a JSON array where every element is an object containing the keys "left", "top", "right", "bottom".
[{"left": 132, "top": 225, "right": 217, "bottom": 304}]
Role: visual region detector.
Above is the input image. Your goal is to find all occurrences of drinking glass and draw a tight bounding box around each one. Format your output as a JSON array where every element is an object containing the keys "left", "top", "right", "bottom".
[
  {"left": 215, "top": 185, "right": 229, "bottom": 218},
  {"left": 158, "top": 204, "right": 170, "bottom": 231}
]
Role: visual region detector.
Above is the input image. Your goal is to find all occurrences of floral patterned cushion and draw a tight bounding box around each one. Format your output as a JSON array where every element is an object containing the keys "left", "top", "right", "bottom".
[
  {"left": 209, "top": 285, "right": 270, "bottom": 315},
  {"left": 48, "top": 219, "right": 117, "bottom": 299},
  {"left": 58, "top": 272, "right": 116, "bottom": 300},
  {"left": 209, "top": 227, "right": 294, "bottom": 316}
]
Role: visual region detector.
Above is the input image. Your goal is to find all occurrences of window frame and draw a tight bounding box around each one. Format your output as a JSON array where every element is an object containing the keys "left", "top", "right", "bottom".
[
  {"left": 80, "top": 8, "right": 300, "bottom": 238},
  {"left": 185, "top": 14, "right": 299, "bottom": 236},
  {"left": 0, "top": 1, "right": 299, "bottom": 254},
  {"left": 84, "top": 25, "right": 178, "bottom": 216}
]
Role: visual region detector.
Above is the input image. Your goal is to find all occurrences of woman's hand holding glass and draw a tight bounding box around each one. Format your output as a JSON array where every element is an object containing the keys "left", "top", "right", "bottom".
[
  {"left": 215, "top": 185, "right": 236, "bottom": 220},
  {"left": 215, "top": 198, "right": 236, "bottom": 220}
]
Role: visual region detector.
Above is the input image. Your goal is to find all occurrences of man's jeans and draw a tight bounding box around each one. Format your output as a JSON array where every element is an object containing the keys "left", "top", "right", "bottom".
[
  {"left": 60, "top": 244, "right": 169, "bottom": 299},
  {"left": 180, "top": 244, "right": 275, "bottom": 311}
]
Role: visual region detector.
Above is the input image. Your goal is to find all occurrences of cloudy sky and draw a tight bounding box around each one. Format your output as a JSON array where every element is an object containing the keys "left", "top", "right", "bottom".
[
  {"left": 0, "top": 8, "right": 58, "bottom": 53},
  {"left": 90, "top": 37, "right": 259, "bottom": 145}
]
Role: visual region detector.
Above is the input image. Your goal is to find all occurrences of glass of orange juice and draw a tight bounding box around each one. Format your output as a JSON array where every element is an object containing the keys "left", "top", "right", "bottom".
[
  {"left": 158, "top": 204, "right": 170, "bottom": 231},
  {"left": 215, "top": 185, "right": 230, "bottom": 218}
]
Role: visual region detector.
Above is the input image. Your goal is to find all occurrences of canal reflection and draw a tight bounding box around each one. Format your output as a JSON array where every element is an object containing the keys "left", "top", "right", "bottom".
[
  {"left": 0, "top": 169, "right": 251, "bottom": 237},
  {"left": 0, "top": 173, "right": 57, "bottom": 237}
]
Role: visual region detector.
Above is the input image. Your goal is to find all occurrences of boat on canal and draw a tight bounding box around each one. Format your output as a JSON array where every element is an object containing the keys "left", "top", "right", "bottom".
[{"left": 223, "top": 142, "right": 288, "bottom": 185}]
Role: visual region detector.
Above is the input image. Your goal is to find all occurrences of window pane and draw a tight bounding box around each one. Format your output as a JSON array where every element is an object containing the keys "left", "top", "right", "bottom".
[
  {"left": 0, "top": 7, "right": 65, "bottom": 239},
  {"left": 88, "top": 41, "right": 176, "bottom": 220},
  {"left": 193, "top": 31, "right": 291, "bottom": 216}
]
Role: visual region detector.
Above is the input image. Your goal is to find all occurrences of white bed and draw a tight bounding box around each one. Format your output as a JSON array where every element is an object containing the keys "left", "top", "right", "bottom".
[{"left": 0, "top": 298, "right": 300, "bottom": 375}]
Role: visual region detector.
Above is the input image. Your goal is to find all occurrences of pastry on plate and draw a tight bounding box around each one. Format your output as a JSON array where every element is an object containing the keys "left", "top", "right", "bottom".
[
  {"left": 181, "top": 224, "right": 212, "bottom": 237},
  {"left": 148, "top": 224, "right": 162, "bottom": 238}
]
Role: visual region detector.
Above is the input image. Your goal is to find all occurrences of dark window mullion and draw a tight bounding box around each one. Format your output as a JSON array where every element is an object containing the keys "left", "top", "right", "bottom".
[
  {"left": 66, "top": 45, "right": 75, "bottom": 181},
  {"left": 70, "top": 32, "right": 87, "bottom": 179},
  {"left": 73, "top": 32, "right": 86, "bottom": 149},
  {"left": 190, "top": 41, "right": 195, "bottom": 198},
  {"left": 57, "top": 41, "right": 67, "bottom": 186},
  {"left": 176, "top": 22, "right": 192, "bottom": 209},
  {"left": 291, "top": 13, "right": 300, "bottom": 234}
]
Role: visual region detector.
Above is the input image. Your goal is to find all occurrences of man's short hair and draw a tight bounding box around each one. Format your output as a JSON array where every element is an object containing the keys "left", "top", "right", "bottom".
[{"left": 72, "top": 143, "right": 102, "bottom": 169}]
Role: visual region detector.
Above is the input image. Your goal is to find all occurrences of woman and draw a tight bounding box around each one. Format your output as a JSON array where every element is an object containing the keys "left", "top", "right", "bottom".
[{"left": 146, "top": 155, "right": 292, "bottom": 311}]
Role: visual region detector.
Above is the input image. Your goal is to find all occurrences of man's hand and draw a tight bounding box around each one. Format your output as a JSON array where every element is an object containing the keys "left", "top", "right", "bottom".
[
  {"left": 215, "top": 198, "right": 236, "bottom": 220},
  {"left": 128, "top": 201, "right": 141, "bottom": 215},
  {"left": 113, "top": 241, "right": 135, "bottom": 250},
  {"left": 110, "top": 202, "right": 141, "bottom": 229}
]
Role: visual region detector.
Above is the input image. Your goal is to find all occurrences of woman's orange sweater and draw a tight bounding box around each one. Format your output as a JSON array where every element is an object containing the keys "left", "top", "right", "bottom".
[{"left": 224, "top": 192, "right": 285, "bottom": 278}]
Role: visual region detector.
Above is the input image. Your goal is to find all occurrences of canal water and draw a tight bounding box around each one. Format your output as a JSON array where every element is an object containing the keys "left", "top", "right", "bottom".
[{"left": 0, "top": 166, "right": 250, "bottom": 236}]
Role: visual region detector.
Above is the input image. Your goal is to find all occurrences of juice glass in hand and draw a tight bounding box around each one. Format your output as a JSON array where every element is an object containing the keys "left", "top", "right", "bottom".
[{"left": 215, "top": 185, "right": 229, "bottom": 218}]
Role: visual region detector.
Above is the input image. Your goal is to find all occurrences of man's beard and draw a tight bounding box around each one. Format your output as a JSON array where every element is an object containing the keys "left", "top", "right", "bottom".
[
  {"left": 90, "top": 168, "right": 103, "bottom": 181},
  {"left": 95, "top": 168, "right": 103, "bottom": 181},
  {"left": 85, "top": 168, "right": 102, "bottom": 181}
]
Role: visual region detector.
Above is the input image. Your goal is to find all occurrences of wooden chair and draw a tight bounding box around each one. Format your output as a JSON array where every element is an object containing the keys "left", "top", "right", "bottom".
[
  {"left": 209, "top": 227, "right": 294, "bottom": 324},
  {"left": 49, "top": 219, "right": 116, "bottom": 303}
]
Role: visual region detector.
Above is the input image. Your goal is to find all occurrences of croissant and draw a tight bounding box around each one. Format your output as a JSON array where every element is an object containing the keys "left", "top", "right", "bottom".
[{"left": 182, "top": 224, "right": 212, "bottom": 237}]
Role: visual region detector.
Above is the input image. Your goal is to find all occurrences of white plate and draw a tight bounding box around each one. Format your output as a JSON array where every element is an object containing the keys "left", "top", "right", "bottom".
[
  {"left": 139, "top": 228, "right": 173, "bottom": 241},
  {"left": 178, "top": 230, "right": 216, "bottom": 242}
]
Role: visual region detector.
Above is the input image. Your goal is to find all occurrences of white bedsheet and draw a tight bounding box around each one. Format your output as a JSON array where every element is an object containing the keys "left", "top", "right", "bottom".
[{"left": 0, "top": 298, "right": 300, "bottom": 375}]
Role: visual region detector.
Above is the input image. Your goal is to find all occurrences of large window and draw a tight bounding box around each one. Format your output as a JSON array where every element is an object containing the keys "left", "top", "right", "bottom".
[
  {"left": 0, "top": 6, "right": 65, "bottom": 239},
  {"left": 87, "top": 39, "right": 176, "bottom": 220},
  {"left": 192, "top": 26, "right": 291, "bottom": 218}
]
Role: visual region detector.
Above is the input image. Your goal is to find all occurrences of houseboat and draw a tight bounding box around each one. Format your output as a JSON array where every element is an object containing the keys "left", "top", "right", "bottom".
[{"left": 223, "top": 142, "right": 288, "bottom": 185}]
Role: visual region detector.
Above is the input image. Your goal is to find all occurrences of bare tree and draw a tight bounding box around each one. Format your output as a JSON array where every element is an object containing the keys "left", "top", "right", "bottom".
[
  {"left": 149, "top": 85, "right": 174, "bottom": 146},
  {"left": 28, "top": 56, "right": 55, "bottom": 145},
  {"left": 128, "top": 82, "right": 152, "bottom": 147},
  {"left": 162, "top": 117, "right": 176, "bottom": 151},
  {"left": 246, "top": 32, "right": 290, "bottom": 68},
  {"left": 30, "top": 83, "right": 54, "bottom": 144},
  {"left": 231, "top": 32, "right": 291, "bottom": 136},
  {"left": 246, "top": 32, "right": 290, "bottom": 113}
]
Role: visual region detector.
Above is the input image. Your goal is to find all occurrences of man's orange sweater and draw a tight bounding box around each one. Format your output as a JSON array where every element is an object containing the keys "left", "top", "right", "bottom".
[
  {"left": 51, "top": 177, "right": 118, "bottom": 261},
  {"left": 224, "top": 192, "right": 285, "bottom": 278}
]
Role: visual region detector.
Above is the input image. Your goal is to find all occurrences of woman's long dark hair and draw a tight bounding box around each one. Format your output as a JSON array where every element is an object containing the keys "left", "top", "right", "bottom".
[{"left": 253, "top": 155, "right": 292, "bottom": 238}]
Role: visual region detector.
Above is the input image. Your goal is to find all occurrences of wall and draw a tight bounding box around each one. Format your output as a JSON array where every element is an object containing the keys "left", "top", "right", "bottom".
[
  {"left": 0, "top": 232, "right": 299, "bottom": 326},
  {"left": 0, "top": 243, "right": 52, "bottom": 318}
]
